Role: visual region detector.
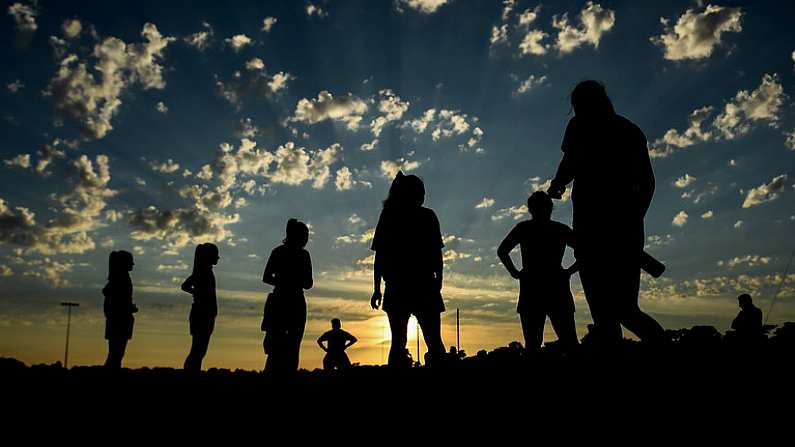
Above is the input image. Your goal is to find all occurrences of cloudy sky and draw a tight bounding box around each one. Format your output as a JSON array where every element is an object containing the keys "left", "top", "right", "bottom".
[{"left": 1, "top": 0, "right": 794, "bottom": 370}]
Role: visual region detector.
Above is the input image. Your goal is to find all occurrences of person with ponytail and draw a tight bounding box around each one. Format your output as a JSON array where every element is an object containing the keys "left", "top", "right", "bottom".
[
  {"left": 370, "top": 171, "right": 446, "bottom": 367},
  {"left": 261, "top": 218, "right": 313, "bottom": 374},
  {"left": 181, "top": 243, "right": 220, "bottom": 371},
  {"left": 103, "top": 250, "right": 137, "bottom": 368}
]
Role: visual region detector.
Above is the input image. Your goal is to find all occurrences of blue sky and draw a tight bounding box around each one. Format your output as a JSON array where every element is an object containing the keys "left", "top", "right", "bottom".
[{"left": 1, "top": 0, "right": 794, "bottom": 370}]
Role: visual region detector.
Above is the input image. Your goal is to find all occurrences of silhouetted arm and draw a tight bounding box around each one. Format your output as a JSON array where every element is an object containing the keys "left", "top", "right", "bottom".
[
  {"left": 345, "top": 333, "right": 358, "bottom": 349},
  {"left": 497, "top": 226, "right": 522, "bottom": 279},
  {"left": 317, "top": 333, "right": 328, "bottom": 352},
  {"left": 549, "top": 118, "right": 578, "bottom": 199},
  {"left": 262, "top": 249, "right": 278, "bottom": 287},
  {"left": 371, "top": 251, "right": 383, "bottom": 309},
  {"left": 180, "top": 275, "right": 194, "bottom": 295},
  {"left": 432, "top": 211, "right": 444, "bottom": 290},
  {"left": 303, "top": 251, "right": 313, "bottom": 290},
  {"left": 638, "top": 135, "right": 655, "bottom": 218}
]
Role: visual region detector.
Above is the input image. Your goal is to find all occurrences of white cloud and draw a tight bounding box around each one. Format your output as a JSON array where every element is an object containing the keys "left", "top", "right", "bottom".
[
  {"left": 306, "top": 3, "right": 328, "bottom": 17},
  {"left": 528, "top": 176, "right": 571, "bottom": 201},
  {"left": 713, "top": 74, "right": 785, "bottom": 140},
  {"left": 786, "top": 129, "right": 795, "bottom": 151},
  {"left": 360, "top": 139, "right": 378, "bottom": 151},
  {"left": 475, "top": 197, "right": 495, "bottom": 209},
  {"left": 652, "top": 74, "right": 785, "bottom": 158},
  {"left": 734, "top": 220, "right": 743, "bottom": 229},
  {"left": 490, "top": 24, "right": 509, "bottom": 47},
  {"left": 674, "top": 174, "right": 697, "bottom": 188},
  {"left": 742, "top": 174, "right": 788, "bottom": 208},
  {"left": 100, "top": 237, "right": 115, "bottom": 248},
  {"left": 22, "top": 258, "right": 74, "bottom": 288},
  {"left": 4, "top": 154, "right": 31, "bottom": 169},
  {"left": 491, "top": 204, "right": 528, "bottom": 221},
  {"left": 672, "top": 210, "right": 688, "bottom": 227},
  {"left": 225, "top": 34, "right": 252, "bottom": 52},
  {"left": 515, "top": 74, "right": 547, "bottom": 94},
  {"left": 380, "top": 158, "right": 422, "bottom": 178},
  {"left": 128, "top": 205, "right": 240, "bottom": 250},
  {"left": 0, "top": 154, "right": 115, "bottom": 255},
  {"left": 552, "top": 2, "right": 615, "bottom": 54},
  {"left": 245, "top": 57, "right": 265, "bottom": 71},
  {"left": 291, "top": 91, "right": 368, "bottom": 131},
  {"left": 404, "top": 108, "right": 436, "bottom": 134},
  {"left": 335, "top": 167, "right": 354, "bottom": 191},
  {"left": 646, "top": 234, "right": 674, "bottom": 248},
  {"left": 651, "top": 5, "right": 743, "bottom": 61},
  {"left": 155, "top": 101, "right": 168, "bottom": 113},
  {"left": 8, "top": 2, "right": 37, "bottom": 33},
  {"left": 268, "top": 71, "right": 294, "bottom": 94},
  {"left": 184, "top": 22, "right": 213, "bottom": 51},
  {"left": 149, "top": 158, "right": 180, "bottom": 174},
  {"left": 370, "top": 89, "right": 410, "bottom": 137},
  {"left": 701, "top": 210, "right": 714, "bottom": 220},
  {"left": 45, "top": 23, "right": 175, "bottom": 140},
  {"left": 501, "top": 0, "right": 515, "bottom": 21},
  {"left": 6, "top": 79, "right": 24, "bottom": 93},
  {"left": 261, "top": 17, "right": 277, "bottom": 32},
  {"left": 519, "top": 29, "right": 549, "bottom": 56},
  {"left": 396, "top": 0, "right": 450, "bottom": 14},
  {"left": 336, "top": 228, "right": 375, "bottom": 245},
  {"left": 518, "top": 6, "right": 541, "bottom": 28},
  {"left": 0, "top": 264, "right": 14, "bottom": 277},
  {"left": 62, "top": 19, "right": 82, "bottom": 39},
  {"left": 718, "top": 255, "right": 771, "bottom": 268},
  {"left": 156, "top": 260, "right": 189, "bottom": 272}
]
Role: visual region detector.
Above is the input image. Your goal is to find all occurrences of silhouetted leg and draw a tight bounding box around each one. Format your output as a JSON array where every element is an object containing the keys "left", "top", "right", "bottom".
[
  {"left": 416, "top": 311, "right": 445, "bottom": 365},
  {"left": 323, "top": 353, "right": 333, "bottom": 371},
  {"left": 579, "top": 264, "right": 622, "bottom": 345},
  {"left": 519, "top": 311, "right": 545, "bottom": 353},
  {"left": 287, "top": 319, "right": 306, "bottom": 373},
  {"left": 340, "top": 352, "right": 351, "bottom": 369},
  {"left": 184, "top": 333, "right": 210, "bottom": 371},
  {"left": 613, "top": 261, "right": 665, "bottom": 342},
  {"left": 105, "top": 337, "right": 127, "bottom": 368},
  {"left": 387, "top": 311, "right": 410, "bottom": 367},
  {"left": 549, "top": 311, "right": 579, "bottom": 351}
]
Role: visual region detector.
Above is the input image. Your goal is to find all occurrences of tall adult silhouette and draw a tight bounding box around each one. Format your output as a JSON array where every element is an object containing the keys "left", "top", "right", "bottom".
[
  {"left": 262, "top": 218, "right": 313, "bottom": 374},
  {"left": 181, "top": 243, "right": 220, "bottom": 371},
  {"left": 547, "top": 80, "right": 665, "bottom": 345},
  {"left": 102, "top": 250, "right": 138, "bottom": 368},
  {"left": 497, "top": 191, "right": 578, "bottom": 354},
  {"left": 370, "top": 171, "right": 446, "bottom": 367},
  {"left": 317, "top": 318, "right": 357, "bottom": 371}
]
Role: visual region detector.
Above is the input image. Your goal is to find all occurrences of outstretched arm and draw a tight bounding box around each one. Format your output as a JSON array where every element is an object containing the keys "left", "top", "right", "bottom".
[{"left": 497, "top": 227, "right": 522, "bottom": 279}]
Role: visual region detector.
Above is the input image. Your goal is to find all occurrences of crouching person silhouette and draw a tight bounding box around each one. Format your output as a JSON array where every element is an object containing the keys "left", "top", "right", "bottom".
[
  {"left": 317, "top": 318, "right": 357, "bottom": 371},
  {"left": 498, "top": 192, "right": 579, "bottom": 355},
  {"left": 262, "top": 219, "right": 313, "bottom": 374},
  {"left": 103, "top": 250, "right": 138, "bottom": 368},
  {"left": 371, "top": 171, "right": 446, "bottom": 367},
  {"left": 182, "top": 243, "right": 220, "bottom": 372}
]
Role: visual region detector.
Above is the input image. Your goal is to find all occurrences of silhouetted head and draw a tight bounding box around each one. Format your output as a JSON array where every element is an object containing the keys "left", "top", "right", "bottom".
[
  {"left": 108, "top": 250, "right": 134, "bottom": 280},
  {"left": 570, "top": 80, "right": 615, "bottom": 119},
  {"left": 331, "top": 318, "right": 341, "bottom": 329},
  {"left": 527, "top": 191, "right": 553, "bottom": 220},
  {"left": 284, "top": 218, "right": 309, "bottom": 247},
  {"left": 192, "top": 243, "right": 220, "bottom": 275},
  {"left": 738, "top": 293, "right": 753, "bottom": 310},
  {"left": 383, "top": 171, "right": 425, "bottom": 208}
]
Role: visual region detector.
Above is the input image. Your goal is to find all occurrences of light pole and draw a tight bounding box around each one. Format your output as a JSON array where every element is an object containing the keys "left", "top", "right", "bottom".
[{"left": 60, "top": 302, "right": 79, "bottom": 369}]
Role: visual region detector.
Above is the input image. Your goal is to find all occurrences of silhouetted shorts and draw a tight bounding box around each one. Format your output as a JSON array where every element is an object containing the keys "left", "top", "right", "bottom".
[
  {"left": 383, "top": 282, "right": 445, "bottom": 316},
  {"left": 189, "top": 305, "right": 216, "bottom": 337},
  {"left": 105, "top": 314, "right": 134, "bottom": 340}
]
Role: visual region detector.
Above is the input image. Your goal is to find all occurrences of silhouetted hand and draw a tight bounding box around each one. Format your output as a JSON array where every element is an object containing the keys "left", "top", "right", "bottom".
[
  {"left": 547, "top": 182, "right": 564, "bottom": 200},
  {"left": 371, "top": 290, "right": 382, "bottom": 310}
]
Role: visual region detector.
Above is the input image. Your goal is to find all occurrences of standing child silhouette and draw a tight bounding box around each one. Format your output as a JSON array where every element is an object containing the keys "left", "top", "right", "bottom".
[
  {"left": 498, "top": 191, "right": 579, "bottom": 354},
  {"left": 317, "top": 318, "right": 357, "bottom": 371},
  {"left": 181, "top": 243, "right": 219, "bottom": 371},
  {"left": 262, "top": 218, "right": 313, "bottom": 374},
  {"left": 102, "top": 250, "right": 138, "bottom": 368},
  {"left": 370, "top": 171, "right": 446, "bottom": 367}
]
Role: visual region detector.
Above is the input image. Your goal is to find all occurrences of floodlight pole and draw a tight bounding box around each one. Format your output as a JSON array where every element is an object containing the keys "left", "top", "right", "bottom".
[
  {"left": 61, "top": 302, "right": 80, "bottom": 369},
  {"left": 456, "top": 308, "right": 460, "bottom": 353}
]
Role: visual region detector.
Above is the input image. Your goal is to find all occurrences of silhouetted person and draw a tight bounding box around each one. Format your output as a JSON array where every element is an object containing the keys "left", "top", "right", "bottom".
[
  {"left": 498, "top": 191, "right": 579, "bottom": 354},
  {"left": 103, "top": 250, "right": 138, "bottom": 368},
  {"left": 548, "top": 80, "right": 665, "bottom": 346},
  {"left": 182, "top": 243, "right": 219, "bottom": 372},
  {"left": 262, "top": 218, "right": 313, "bottom": 374},
  {"left": 731, "top": 293, "right": 763, "bottom": 341},
  {"left": 371, "top": 171, "right": 446, "bottom": 367},
  {"left": 317, "top": 318, "right": 357, "bottom": 371}
]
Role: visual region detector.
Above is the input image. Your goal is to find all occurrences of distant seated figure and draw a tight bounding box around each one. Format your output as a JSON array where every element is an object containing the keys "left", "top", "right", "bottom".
[
  {"left": 317, "top": 318, "right": 357, "bottom": 371},
  {"left": 497, "top": 191, "right": 579, "bottom": 354},
  {"left": 731, "top": 293, "right": 763, "bottom": 340}
]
